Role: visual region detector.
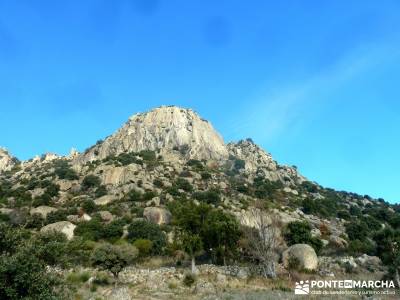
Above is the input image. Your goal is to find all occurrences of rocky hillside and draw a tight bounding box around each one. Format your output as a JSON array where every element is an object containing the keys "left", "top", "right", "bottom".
[{"left": 0, "top": 105, "right": 399, "bottom": 299}]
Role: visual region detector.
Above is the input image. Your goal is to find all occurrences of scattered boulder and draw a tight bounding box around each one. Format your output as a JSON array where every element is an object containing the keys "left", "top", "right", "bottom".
[
  {"left": 57, "top": 180, "right": 74, "bottom": 192},
  {"left": 67, "top": 213, "right": 92, "bottom": 223},
  {"left": 30, "top": 206, "right": 57, "bottom": 218},
  {"left": 356, "top": 254, "right": 382, "bottom": 269},
  {"left": 98, "top": 210, "right": 114, "bottom": 222},
  {"left": 143, "top": 207, "right": 172, "bottom": 225},
  {"left": 340, "top": 257, "right": 358, "bottom": 269},
  {"left": 0, "top": 208, "right": 14, "bottom": 215},
  {"left": 283, "top": 244, "right": 318, "bottom": 270},
  {"left": 95, "top": 195, "right": 116, "bottom": 206},
  {"left": 40, "top": 221, "right": 76, "bottom": 240}
]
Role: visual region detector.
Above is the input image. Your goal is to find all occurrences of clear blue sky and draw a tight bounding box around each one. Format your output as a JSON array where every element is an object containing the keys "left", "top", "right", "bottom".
[{"left": 0, "top": 1, "right": 399, "bottom": 202}]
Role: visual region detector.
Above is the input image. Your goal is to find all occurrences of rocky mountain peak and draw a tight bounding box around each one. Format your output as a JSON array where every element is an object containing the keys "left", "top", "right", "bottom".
[
  {"left": 75, "top": 106, "right": 228, "bottom": 164},
  {"left": 228, "top": 139, "right": 277, "bottom": 172},
  {"left": 0, "top": 147, "right": 18, "bottom": 172}
]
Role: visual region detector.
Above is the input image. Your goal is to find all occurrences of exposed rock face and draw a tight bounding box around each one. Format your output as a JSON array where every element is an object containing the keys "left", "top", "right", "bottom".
[
  {"left": 0, "top": 147, "right": 17, "bottom": 172},
  {"left": 227, "top": 139, "right": 306, "bottom": 184},
  {"left": 30, "top": 206, "right": 57, "bottom": 218},
  {"left": 41, "top": 153, "right": 60, "bottom": 162},
  {"left": 282, "top": 244, "right": 318, "bottom": 270},
  {"left": 75, "top": 106, "right": 228, "bottom": 164},
  {"left": 40, "top": 221, "right": 76, "bottom": 240},
  {"left": 100, "top": 165, "right": 141, "bottom": 186},
  {"left": 143, "top": 207, "right": 172, "bottom": 225}
]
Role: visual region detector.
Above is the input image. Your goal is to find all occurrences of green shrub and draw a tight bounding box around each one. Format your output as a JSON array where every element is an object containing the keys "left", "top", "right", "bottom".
[
  {"left": 187, "top": 159, "right": 204, "bottom": 171},
  {"left": 182, "top": 273, "right": 197, "bottom": 287},
  {"left": 124, "top": 189, "right": 143, "bottom": 202},
  {"left": 82, "top": 175, "right": 101, "bottom": 190},
  {"left": 337, "top": 210, "right": 351, "bottom": 220},
  {"left": 93, "top": 272, "right": 111, "bottom": 285},
  {"left": 133, "top": 239, "right": 153, "bottom": 256},
  {"left": 139, "top": 150, "right": 157, "bottom": 161},
  {"left": 200, "top": 172, "right": 211, "bottom": 180},
  {"left": 65, "top": 237, "right": 96, "bottom": 266},
  {"left": 31, "top": 231, "right": 69, "bottom": 267},
  {"left": 74, "top": 218, "right": 104, "bottom": 241},
  {"left": 91, "top": 243, "right": 138, "bottom": 278},
  {"left": 174, "top": 178, "right": 193, "bottom": 192},
  {"left": 45, "top": 210, "right": 68, "bottom": 225},
  {"left": 82, "top": 199, "right": 97, "bottom": 214},
  {"left": 284, "top": 221, "right": 323, "bottom": 254},
  {"left": 95, "top": 185, "right": 107, "bottom": 198},
  {"left": 0, "top": 225, "right": 66, "bottom": 299},
  {"left": 143, "top": 191, "right": 157, "bottom": 201},
  {"left": 32, "top": 193, "right": 52, "bottom": 207},
  {"left": 25, "top": 213, "right": 44, "bottom": 229},
  {"left": 45, "top": 183, "right": 60, "bottom": 197},
  {"left": 127, "top": 220, "right": 166, "bottom": 254},
  {"left": 153, "top": 179, "right": 164, "bottom": 188},
  {"left": 345, "top": 220, "right": 369, "bottom": 241},
  {"left": 193, "top": 189, "right": 221, "bottom": 205},
  {"left": 101, "top": 219, "right": 125, "bottom": 242},
  {"left": 233, "top": 159, "right": 245, "bottom": 171},
  {"left": 54, "top": 160, "right": 79, "bottom": 180},
  {"left": 347, "top": 239, "right": 375, "bottom": 256},
  {"left": 301, "top": 181, "right": 318, "bottom": 193},
  {"left": 253, "top": 177, "right": 282, "bottom": 199},
  {"left": 67, "top": 271, "right": 91, "bottom": 284}
]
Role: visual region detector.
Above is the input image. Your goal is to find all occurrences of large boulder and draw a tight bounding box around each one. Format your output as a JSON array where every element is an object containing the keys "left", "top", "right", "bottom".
[
  {"left": 143, "top": 207, "right": 172, "bottom": 225},
  {"left": 95, "top": 195, "right": 116, "bottom": 206},
  {"left": 30, "top": 206, "right": 57, "bottom": 218},
  {"left": 98, "top": 211, "right": 114, "bottom": 222},
  {"left": 40, "top": 221, "right": 76, "bottom": 240},
  {"left": 282, "top": 244, "right": 318, "bottom": 270}
]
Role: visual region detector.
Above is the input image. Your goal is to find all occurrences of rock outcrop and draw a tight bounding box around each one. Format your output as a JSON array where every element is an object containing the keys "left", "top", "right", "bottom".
[
  {"left": 40, "top": 221, "right": 76, "bottom": 240},
  {"left": 282, "top": 244, "right": 318, "bottom": 270},
  {"left": 0, "top": 147, "right": 18, "bottom": 172},
  {"left": 75, "top": 106, "right": 228, "bottom": 164},
  {"left": 30, "top": 206, "right": 58, "bottom": 218},
  {"left": 143, "top": 207, "right": 172, "bottom": 225}
]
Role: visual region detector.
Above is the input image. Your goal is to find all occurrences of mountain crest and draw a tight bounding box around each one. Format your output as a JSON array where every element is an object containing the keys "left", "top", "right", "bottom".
[{"left": 75, "top": 106, "right": 228, "bottom": 164}]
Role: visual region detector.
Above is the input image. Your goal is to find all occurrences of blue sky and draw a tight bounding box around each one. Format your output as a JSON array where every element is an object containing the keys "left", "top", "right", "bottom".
[{"left": 0, "top": 1, "right": 399, "bottom": 202}]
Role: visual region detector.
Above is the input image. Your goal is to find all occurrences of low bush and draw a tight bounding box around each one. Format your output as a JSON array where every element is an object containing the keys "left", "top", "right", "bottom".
[
  {"left": 91, "top": 243, "right": 138, "bottom": 278},
  {"left": 127, "top": 220, "right": 166, "bottom": 254},
  {"left": 133, "top": 239, "right": 153, "bottom": 257},
  {"left": 284, "top": 221, "right": 323, "bottom": 254},
  {"left": 82, "top": 175, "right": 101, "bottom": 190}
]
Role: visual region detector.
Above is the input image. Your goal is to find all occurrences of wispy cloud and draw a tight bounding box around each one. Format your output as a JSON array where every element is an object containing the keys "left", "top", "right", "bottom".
[{"left": 228, "top": 41, "right": 400, "bottom": 142}]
